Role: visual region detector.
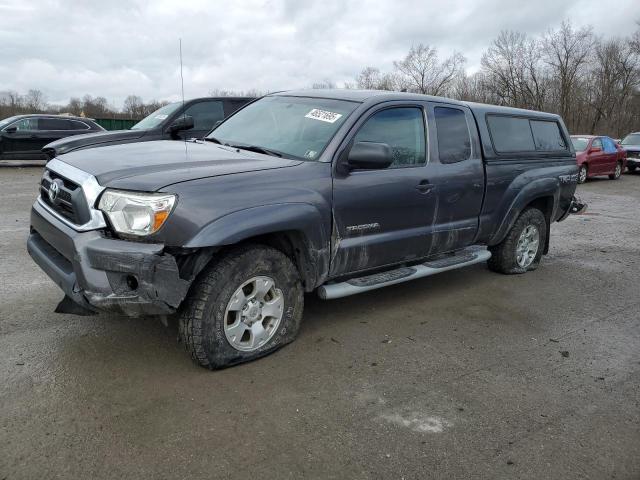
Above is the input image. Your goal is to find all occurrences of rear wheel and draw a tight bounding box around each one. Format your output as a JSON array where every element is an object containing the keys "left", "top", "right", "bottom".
[
  {"left": 578, "top": 164, "right": 588, "bottom": 184},
  {"left": 609, "top": 162, "right": 622, "bottom": 180},
  {"left": 488, "top": 207, "right": 547, "bottom": 274},
  {"left": 179, "top": 245, "right": 304, "bottom": 369}
]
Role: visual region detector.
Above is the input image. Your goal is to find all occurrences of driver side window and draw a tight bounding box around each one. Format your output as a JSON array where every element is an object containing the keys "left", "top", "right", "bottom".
[
  {"left": 183, "top": 101, "right": 224, "bottom": 131},
  {"left": 353, "top": 107, "right": 426, "bottom": 168},
  {"left": 11, "top": 118, "right": 38, "bottom": 131}
]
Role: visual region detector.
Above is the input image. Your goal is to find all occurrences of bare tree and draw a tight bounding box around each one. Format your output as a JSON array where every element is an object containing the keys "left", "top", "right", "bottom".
[
  {"left": 481, "top": 31, "right": 548, "bottom": 110},
  {"left": 123, "top": 95, "right": 146, "bottom": 118},
  {"left": 393, "top": 44, "right": 465, "bottom": 96},
  {"left": 24, "top": 89, "right": 47, "bottom": 112},
  {"left": 543, "top": 21, "right": 594, "bottom": 124}
]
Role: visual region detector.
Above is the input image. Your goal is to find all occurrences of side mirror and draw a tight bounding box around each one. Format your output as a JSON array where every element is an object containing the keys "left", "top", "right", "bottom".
[
  {"left": 168, "top": 115, "right": 194, "bottom": 133},
  {"left": 589, "top": 146, "right": 602, "bottom": 153},
  {"left": 4, "top": 126, "right": 17, "bottom": 134},
  {"left": 346, "top": 141, "right": 393, "bottom": 170}
]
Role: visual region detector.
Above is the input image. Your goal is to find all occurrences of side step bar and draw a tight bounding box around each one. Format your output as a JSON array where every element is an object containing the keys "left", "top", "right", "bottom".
[{"left": 318, "top": 247, "right": 491, "bottom": 300}]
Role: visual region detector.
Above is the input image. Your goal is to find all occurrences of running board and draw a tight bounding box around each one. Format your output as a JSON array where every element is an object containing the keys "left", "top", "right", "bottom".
[{"left": 318, "top": 247, "right": 491, "bottom": 300}]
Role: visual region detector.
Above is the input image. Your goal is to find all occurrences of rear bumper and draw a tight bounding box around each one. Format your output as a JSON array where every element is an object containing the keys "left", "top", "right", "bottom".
[{"left": 28, "top": 200, "right": 190, "bottom": 317}]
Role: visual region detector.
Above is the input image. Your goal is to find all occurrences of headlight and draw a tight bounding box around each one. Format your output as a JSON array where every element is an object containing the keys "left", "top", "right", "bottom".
[{"left": 98, "top": 189, "right": 176, "bottom": 236}]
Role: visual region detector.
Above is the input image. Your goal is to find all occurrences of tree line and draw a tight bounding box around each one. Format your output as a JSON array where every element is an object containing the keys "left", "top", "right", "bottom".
[
  {"left": 352, "top": 21, "right": 640, "bottom": 138},
  {"left": 1, "top": 21, "right": 638, "bottom": 137},
  {"left": 0, "top": 92, "right": 168, "bottom": 121}
]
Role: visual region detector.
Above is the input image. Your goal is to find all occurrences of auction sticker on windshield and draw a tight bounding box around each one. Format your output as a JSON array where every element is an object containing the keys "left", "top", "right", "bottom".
[{"left": 305, "top": 109, "right": 343, "bottom": 123}]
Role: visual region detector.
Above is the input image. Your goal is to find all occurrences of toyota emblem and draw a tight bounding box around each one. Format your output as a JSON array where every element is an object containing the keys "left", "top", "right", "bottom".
[{"left": 48, "top": 179, "right": 62, "bottom": 203}]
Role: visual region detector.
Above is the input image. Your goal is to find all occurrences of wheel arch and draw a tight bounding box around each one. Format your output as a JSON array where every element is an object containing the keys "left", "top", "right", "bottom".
[
  {"left": 488, "top": 178, "right": 558, "bottom": 255},
  {"left": 182, "top": 203, "right": 331, "bottom": 291}
]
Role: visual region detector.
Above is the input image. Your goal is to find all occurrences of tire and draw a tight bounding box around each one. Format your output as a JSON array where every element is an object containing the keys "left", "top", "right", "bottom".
[
  {"left": 578, "top": 164, "right": 588, "bottom": 184},
  {"left": 609, "top": 162, "right": 622, "bottom": 180},
  {"left": 627, "top": 165, "right": 636, "bottom": 173},
  {"left": 488, "top": 207, "right": 547, "bottom": 275},
  {"left": 179, "top": 244, "right": 304, "bottom": 369}
]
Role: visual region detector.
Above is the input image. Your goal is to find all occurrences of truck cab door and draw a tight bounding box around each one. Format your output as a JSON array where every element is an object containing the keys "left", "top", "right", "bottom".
[
  {"left": 330, "top": 104, "right": 436, "bottom": 276},
  {"left": 422, "top": 103, "right": 485, "bottom": 253}
]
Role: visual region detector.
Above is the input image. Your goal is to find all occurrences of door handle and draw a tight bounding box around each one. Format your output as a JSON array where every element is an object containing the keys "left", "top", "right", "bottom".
[{"left": 415, "top": 180, "right": 434, "bottom": 193}]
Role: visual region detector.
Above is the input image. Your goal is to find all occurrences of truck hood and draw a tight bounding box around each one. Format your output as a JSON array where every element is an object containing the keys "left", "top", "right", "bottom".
[
  {"left": 43, "top": 129, "right": 147, "bottom": 156},
  {"left": 622, "top": 145, "right": 640, "bottom": 153},
  {"left": 56, "top": 140, "right": 303, "bottom": 191}
]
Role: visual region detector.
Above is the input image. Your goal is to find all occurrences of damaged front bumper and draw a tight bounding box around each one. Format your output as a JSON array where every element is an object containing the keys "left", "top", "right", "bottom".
[{"left": 27, "top": 200, "right": 190, "bottom": 317}]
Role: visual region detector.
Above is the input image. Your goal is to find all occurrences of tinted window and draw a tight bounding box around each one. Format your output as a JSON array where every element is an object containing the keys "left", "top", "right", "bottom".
[
  {"left": 602, "top": 137, "right": 616, "bottom": 153},
  {"left": 39, "top": 118, "right": 71, "bottom": 130},
  {"left": 487, "top": 116, "right": 535, "bottom": 152},
  {"left": 69, "top": 120, "right": 90, "bottom": 130},
  {"left": 183, "top": 101, "right": 224, "bottom": 131},
  {"left": 530, "top": 120, "right": 566, "bottom": 151},
  {"left": 434, "top": 107, "right": 471, "bottom": 163},
  {"left": 353, "top": 107, "right": 426, "bottom": 168}
]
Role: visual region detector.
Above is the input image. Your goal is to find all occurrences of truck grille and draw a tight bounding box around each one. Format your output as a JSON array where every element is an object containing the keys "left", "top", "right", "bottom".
[{"left": 40, "top": 170, "right": 90, "bottom": 224}]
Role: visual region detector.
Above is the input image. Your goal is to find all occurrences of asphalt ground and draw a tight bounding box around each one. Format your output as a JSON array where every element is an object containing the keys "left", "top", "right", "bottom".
[{"left": 1, "top": 166, "right": 639, "bottom": 479}]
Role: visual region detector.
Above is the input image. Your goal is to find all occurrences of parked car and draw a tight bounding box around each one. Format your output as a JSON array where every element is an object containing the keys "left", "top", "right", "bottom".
[
  {"left": 0, "top": 114, "right": 104, "bottom": 160},
  {"left": 620, "top": 132, "right": 640, "bottom": 172},
  {"left": 42, "top": 97, "right": 255, "bottom": 159},
  {"left": 28, "top": 89, "right": 580, "bottom": 369},
  {"left": 570, "top": 135, "right": 626, "bottom": 183}
]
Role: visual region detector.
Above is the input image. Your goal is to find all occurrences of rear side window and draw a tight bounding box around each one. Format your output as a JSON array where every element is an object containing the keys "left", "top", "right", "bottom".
[
  {"left": 487, "top": 115, "right": 568, "bottom": 153},
  {"left": 353, "top": 107, "right": 426, "bottom": 168},
  {"left": 69, "top": 120, "right": 90, "bottom": 130},
  {"left": 39, "top": 118, "right": 71, "bottom": 130},
  {"left": 434, "top": 107, "right": 471, "bottom": 163},
  {"left": 530, "top": 120, "right": 566, "bottom": 151},
  {"left": 487, "top": 116, "right": 535, "bottom": 152},
  {"left": 592, "top": 138, "right": 602, "bottom": 149}
]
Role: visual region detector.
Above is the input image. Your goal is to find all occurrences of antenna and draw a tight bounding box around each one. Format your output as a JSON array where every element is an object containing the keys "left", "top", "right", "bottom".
[
  {"left": 179, "top": 38, "right": 185, "bottom": 112},
  {"left": 179, "top": 38, "right": 187, "bottom": 154}
]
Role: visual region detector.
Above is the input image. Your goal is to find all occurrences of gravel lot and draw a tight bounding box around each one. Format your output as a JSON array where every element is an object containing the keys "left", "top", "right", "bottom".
[{"left": 1, "top": 166, "right": 639, "bottom": 479}]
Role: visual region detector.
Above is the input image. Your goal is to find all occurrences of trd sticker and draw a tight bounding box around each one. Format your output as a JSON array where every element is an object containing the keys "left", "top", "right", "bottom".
[
  {"left": 559, "top": 173, "right": 579, "bottom": 184},
  {"left": 305, "top": 109, "right": 343, "bottom": 123}
]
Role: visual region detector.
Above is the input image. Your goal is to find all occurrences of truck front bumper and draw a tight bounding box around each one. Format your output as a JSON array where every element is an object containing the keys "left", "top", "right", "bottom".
[
  {"left": 626, "top": 157, "right": 640, "bottom": 169},
  {"left": 27, "top": 200, "right": 190, "bottom": 317}
]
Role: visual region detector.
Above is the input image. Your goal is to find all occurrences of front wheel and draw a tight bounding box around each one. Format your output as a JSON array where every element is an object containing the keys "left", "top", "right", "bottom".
[
  {"left": 609, "top": 162, "right": 622, "bottom": 180},
  {"left": 179, "top": 245, "right": 304, "bottom": 369},
  {"left": 578, "top": 164, "right": 588, "bottom": 184},
  {"left": 628, "top": 165, "right": 637, "bottom": 173},
  {"left": 488, "top": 207, "right": 547, "bottom": 274}
]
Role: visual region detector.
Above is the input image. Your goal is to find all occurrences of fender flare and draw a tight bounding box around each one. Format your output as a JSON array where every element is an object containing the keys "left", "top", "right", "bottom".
[
  {"left": 489, "top": 177, "right": 560, "bottom": 247},
  {"left": 184, "top": 203, "right": 330, "bottom": 289}
]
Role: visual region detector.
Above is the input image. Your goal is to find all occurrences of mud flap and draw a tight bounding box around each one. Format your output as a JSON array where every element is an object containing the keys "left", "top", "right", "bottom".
[{"left": 55, "top": 295, "right": 97, "bottom": 316}]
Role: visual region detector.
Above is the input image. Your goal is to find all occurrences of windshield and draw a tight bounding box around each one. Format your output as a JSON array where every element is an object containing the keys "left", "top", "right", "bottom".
[
  {"left": 571, "top": 137, "right": 590, "bottom": 152},
  {"left": 0, "top": 116, "right": 20, "bottom": 129},
  {"left": 621, "top": 133, "right": 640, "bottom": 146},
  {"left": 131, "top": 102, "right": 181, "bottom": 130},
  {"left": 208, "top": 96, "right": 358, "bottom": 160}
]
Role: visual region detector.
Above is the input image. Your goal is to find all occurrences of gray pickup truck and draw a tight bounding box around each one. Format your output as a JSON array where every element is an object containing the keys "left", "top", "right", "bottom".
[{"left": 28, "top": 89, "right": 579, "bottom": 368}]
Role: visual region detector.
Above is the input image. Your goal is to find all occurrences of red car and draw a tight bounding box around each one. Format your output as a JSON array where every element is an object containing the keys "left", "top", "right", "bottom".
[{"left": 571, "top": 135, "right": 627, "bottom": 183}]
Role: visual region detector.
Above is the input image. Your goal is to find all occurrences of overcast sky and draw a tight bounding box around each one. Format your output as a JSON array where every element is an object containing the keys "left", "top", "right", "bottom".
[{"left": 0, "top": 0, "right": 638, "bottom": 108}]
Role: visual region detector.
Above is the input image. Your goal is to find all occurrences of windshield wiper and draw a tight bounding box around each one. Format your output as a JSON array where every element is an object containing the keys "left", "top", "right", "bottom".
[
  {"left": 203, "top": 137, "right": 222, "bottom": 144},
  {"left": 229, "top": 144, "right": 283, "bottom": 158}
]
